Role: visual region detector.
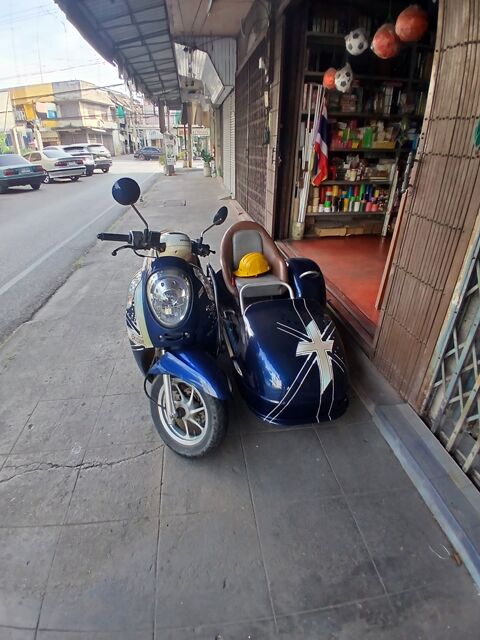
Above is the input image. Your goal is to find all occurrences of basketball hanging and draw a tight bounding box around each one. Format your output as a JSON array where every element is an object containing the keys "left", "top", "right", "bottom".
[
  {"left": 323, "top": 67, "right": 337, "bottom": 90},
  {"left": 371, "top": 23, "right": 401, "bottom": 59},
  {"left": 395, "top": 5, "right": 429, "bottom": 42}
]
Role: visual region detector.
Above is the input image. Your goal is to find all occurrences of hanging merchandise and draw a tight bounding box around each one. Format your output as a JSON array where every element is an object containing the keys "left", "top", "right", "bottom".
[
  {"left": 323, "top": 67, "right": 337, "bottom": 90},
  {"left": 395, "top": 5, "right": 428, "bottom": 42},
  {"left": 345, "top": 28, "right": 368, "bottom": 56},
  {"left": 371, "top": 23, "right": 401, "bottom": 59},
  {"left": 335, "top": 63, "right": 353, "bottom": 93}
]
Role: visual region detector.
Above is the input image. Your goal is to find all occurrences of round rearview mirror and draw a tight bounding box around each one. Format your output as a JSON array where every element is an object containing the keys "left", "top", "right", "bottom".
[
  {"left": 112, "top": 177, "right": 141, "bottom": 205},
  {"left": 213, "top": 206, "right": 228, "bottom": 226}
]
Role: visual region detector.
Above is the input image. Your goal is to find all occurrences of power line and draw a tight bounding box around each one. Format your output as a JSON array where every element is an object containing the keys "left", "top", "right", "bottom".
[
  {"left": 0, "top": 61, "right": 111, "bottom": 84},
  {"left": 0, "top": 82, "right": 126, "bottom": 102},
  {"left": 0, "top": 5, "right": 56, "bottom": 25}
]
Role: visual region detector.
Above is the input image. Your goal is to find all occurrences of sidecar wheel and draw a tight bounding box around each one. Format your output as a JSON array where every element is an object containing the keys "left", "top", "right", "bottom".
[{"left": 150, "top": 376, "right": 227, "bottom": 458}]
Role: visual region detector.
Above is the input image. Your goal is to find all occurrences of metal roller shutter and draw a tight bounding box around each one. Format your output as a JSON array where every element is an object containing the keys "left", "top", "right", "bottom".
[
  {"left": 230, "top": 101, "right": 235, "bottom": 198},
  {"left": 222, "top": 92, "right": 233, "bottom": 195},
  {"left": 235, "top": 38, "right": 267, "bottom": 225}
]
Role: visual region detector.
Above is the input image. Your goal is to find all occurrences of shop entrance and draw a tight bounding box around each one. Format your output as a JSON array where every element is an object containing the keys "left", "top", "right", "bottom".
[{"left": 276, "top": 0, "right": 437, "bottom": 347}]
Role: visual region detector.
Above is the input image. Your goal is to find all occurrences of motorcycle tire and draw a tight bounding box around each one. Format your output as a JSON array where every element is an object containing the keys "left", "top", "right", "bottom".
[{"left": 149, "top": 375, "right": 227, "bottom": 458}]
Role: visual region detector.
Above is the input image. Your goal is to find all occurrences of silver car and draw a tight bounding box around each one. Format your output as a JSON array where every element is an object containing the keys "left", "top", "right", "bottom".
[
  {"left": 44, "top": 145, "right": 95, "bottom": 176},
  {"left": 24, "top": 149, "right": 86, "bottom": 183}
]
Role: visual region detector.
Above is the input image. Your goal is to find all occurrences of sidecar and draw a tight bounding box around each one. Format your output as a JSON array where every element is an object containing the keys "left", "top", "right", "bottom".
[{"left": 219, "top": 221, "right": 348, "bottom": 425}]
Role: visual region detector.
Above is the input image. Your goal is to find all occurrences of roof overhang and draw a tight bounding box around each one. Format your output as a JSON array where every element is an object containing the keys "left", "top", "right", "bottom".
[
  {"left": 166, "top": 0, "right": 254, "bottom": 37},
  {"left": 175, "top": 44, "right": 229, "bottom": 106},
  {"left": 54, "top": 0, "right": 181, "bottom": 108}
]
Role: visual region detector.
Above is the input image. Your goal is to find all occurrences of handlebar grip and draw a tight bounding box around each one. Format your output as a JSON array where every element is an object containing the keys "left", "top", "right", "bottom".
[{"left": 97, "top": 232, "right": 131, "bottom": 243}]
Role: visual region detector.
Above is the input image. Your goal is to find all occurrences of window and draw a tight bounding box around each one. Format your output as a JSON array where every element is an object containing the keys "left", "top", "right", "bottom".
[
  {"left": 30, "top": 153, "right": 42, "bottom": 161},
  {"left": 0, "top": 155, "right": 28, "bottom": 166},
  {"left": 63, "top": 145, "right": 88, "bottom": 153},
  {"left": 87, "top": 144, "right": 108, "bottom": 154},
  {"left": 44, "top": 149, "right": 66, "bottom": 158}
]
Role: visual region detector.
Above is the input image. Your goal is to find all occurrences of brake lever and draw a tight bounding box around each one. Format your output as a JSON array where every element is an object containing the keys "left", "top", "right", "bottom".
[{"left": 111, "top": 244, "right": 132, "bottom": 256}]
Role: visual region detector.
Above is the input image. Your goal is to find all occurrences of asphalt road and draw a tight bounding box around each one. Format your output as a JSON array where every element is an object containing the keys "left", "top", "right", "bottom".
[{"left": 0, "top": 156, "right": 159, "bottom": 343}]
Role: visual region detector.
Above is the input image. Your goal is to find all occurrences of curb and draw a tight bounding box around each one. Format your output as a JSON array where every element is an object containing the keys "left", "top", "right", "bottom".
[
  {"left": 346, "top": 340, "right": 480, "bottom": 590},
  {"left": 374, "top": 403, "right": 480, "bottom": 590}
]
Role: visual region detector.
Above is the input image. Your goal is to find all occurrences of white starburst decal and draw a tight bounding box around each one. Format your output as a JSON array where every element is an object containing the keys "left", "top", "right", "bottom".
[{"left": 295, "top": 320, "right": 334, "bottom": 392}]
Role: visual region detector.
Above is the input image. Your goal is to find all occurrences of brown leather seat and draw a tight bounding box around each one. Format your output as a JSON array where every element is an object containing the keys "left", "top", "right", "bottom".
[{"left": 220, "top": 221, "right": 288, "bottom": 296}]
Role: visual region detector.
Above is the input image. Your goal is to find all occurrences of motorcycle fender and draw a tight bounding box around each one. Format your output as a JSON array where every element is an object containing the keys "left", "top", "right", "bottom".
[
  {"left": 148, "top": 349, "right": 231, "bottom": 401},
  {"left": 288, "top": 258, "right": 326, "bottom": 306}
]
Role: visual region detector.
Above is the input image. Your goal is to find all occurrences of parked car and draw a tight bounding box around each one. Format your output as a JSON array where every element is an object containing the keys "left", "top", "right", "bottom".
[
  {"left": 84, "top": 143, "right": 112, "bottom": 172},
  {"left": 134, "top": 146, "right": 162, "bottom": 161},
  {"left": 0, "top": 154, "right": 45, "bottom": 193},
  {"left": 44, "top": 145, "right": 95, "bottom": 176},
  {"left": 24, "top": 149, "right": 86, "bottom": 183}
]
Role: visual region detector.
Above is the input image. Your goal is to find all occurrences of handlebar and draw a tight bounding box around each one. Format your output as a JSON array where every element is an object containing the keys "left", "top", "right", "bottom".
[
  {"left": 97, "top": 232, "right": 131, "bottom": 243},
  {"left": 97, "top": 231, "right": 214, "bottom": 257}
]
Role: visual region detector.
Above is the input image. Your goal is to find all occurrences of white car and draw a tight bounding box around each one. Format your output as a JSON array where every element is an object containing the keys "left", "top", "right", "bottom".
[
  {"left": 43, "top": 145, "right": 95, "bottom": 176},
  {"left": 24, "top": 149, "right": 86, "bottom": 183}
]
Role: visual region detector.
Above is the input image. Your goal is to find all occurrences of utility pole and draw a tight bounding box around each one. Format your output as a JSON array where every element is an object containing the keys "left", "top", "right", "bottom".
[
  {"left": 188, "top": 122, "right": 193, "bottom": 168},
  {"left": 157, "top": 100, "right": 166, "bottom": 133},
  {"left": 128, "top": 83, "right": 138, "bottom": 152}
]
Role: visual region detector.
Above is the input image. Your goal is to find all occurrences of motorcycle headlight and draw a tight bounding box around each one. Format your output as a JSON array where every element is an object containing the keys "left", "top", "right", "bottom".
[{"left": 146, "top": 269, "right": 191, "bottom": 327}]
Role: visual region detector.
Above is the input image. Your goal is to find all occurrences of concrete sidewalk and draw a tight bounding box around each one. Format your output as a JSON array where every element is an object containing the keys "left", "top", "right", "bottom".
[{"left": 0, "top": 168, "right": 478, "bottom": 639}]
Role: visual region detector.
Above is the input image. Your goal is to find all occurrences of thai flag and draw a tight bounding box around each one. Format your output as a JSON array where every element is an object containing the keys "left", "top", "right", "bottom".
[{"left": 312, "top": 94, "right": 329, "bottom": 186}]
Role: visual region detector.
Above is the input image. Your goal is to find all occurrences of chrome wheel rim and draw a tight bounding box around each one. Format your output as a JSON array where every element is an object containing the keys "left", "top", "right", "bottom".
[{"left": 157, "top": 378, "right": 209, "bottom": 446}]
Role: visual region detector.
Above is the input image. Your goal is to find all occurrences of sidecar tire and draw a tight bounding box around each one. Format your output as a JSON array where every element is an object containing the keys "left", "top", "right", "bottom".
[{"left": 149, "top": 376, "right": 227, "bottom": 458}]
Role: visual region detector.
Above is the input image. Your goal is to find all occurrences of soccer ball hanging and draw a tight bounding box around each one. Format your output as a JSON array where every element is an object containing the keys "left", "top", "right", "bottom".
[
  {"left": 345, "top": 28, "right": 368, "bottom": 56},
  {"left": 335, "top": 63, "right": 353, "bottom": 93}
]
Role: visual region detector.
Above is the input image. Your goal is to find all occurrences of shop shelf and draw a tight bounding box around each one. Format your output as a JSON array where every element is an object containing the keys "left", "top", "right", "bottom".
[
  {"left": 301, "top": 110, "right": 424, "bottom": 122},
  {"left": 328, "top": 111, "right": 423, "bottom": 120},
  {"left": 306, "top": 212, "right": 385, "bottom": 218},
  {"left": 329, "top": 147, "right": 398, "bottom": 154},
  {"left": 306, "top": 32, "right": 345, "bottom": 43},
  {"left": 319, "top": 179, "right": 391, "bottom": 186}
]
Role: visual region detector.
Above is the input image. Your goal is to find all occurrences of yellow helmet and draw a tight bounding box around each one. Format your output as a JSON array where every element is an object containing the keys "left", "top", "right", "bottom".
[{"left": 234, "top": 252, "right": 271, "bottom": 277}]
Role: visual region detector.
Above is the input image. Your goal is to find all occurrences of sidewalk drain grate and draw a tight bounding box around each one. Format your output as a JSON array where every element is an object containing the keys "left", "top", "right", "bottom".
[{"left": 161, "top": 199, "right": 186, "bottom": 206}]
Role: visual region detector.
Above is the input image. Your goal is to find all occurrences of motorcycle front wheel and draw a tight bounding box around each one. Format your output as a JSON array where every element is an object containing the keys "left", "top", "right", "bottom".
[{"left": 149, "top": 376, "right": 227, "bottom": 458}]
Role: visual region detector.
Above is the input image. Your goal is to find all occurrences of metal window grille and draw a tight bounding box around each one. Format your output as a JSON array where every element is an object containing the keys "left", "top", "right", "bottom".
[{"left": 424, "top": 232, "right": 480, "bottom": 489}]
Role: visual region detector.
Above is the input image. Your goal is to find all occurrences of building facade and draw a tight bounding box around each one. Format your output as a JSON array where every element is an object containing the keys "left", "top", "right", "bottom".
[
  {"left": 52, "top": 80, "right": 118, "bottom": 153},
  {"left": 9, "top": 83, "right": 58, "bottom": 149}
]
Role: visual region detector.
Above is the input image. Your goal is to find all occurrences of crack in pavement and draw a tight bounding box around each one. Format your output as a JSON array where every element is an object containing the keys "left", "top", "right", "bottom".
[{"left": 0, "top": 445, "right": 163, "bottom": 484}]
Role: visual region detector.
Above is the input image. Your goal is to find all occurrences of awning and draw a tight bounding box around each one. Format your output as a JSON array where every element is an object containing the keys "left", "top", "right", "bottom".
[{"left": 54, "top": 0, "right": 181, "bottom": 108}]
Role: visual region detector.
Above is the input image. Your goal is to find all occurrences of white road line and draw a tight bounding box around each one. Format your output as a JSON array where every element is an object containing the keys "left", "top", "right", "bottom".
[
  {"left": 0, "top": 174, "right": 155, "bottom": 298},
  {"left": 0, "top": 201, "right": 121, "bottom": 297}
]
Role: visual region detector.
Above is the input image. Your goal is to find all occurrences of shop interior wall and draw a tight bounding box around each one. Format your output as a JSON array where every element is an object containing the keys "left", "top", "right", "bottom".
[
  {"left": 234, "top": 0, "right": 287, "bottom": 234},
  {"left": 374, "top": 0, "right": 480, "bottom": 411}
]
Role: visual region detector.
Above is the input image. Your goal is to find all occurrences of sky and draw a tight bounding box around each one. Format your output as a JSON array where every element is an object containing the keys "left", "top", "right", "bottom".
[{"left": 0, "top": 0, "right": 124, "bottom": 92}]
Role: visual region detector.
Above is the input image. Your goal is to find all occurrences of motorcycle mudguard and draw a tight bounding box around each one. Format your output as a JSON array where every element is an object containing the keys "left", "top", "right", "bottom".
[
  {"left": 148, "top": 349, "right": 231, "bottom": 401},
  {"left": 236, "top": 298, "right": 348, "bottom": 424},
  {"left": 288, "top": 258, "right": 326, "bottom": 306}
]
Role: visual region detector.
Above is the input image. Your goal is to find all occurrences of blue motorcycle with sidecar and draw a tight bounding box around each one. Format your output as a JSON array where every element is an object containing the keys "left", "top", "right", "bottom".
[{"left": 97, "top": 177, "right": 348, "bottom": 457}]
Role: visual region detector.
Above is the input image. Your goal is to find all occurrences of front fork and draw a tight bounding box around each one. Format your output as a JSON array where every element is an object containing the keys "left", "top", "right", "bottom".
[{"left": 162, "top": 373, "right": 177, "bottom": 423}]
